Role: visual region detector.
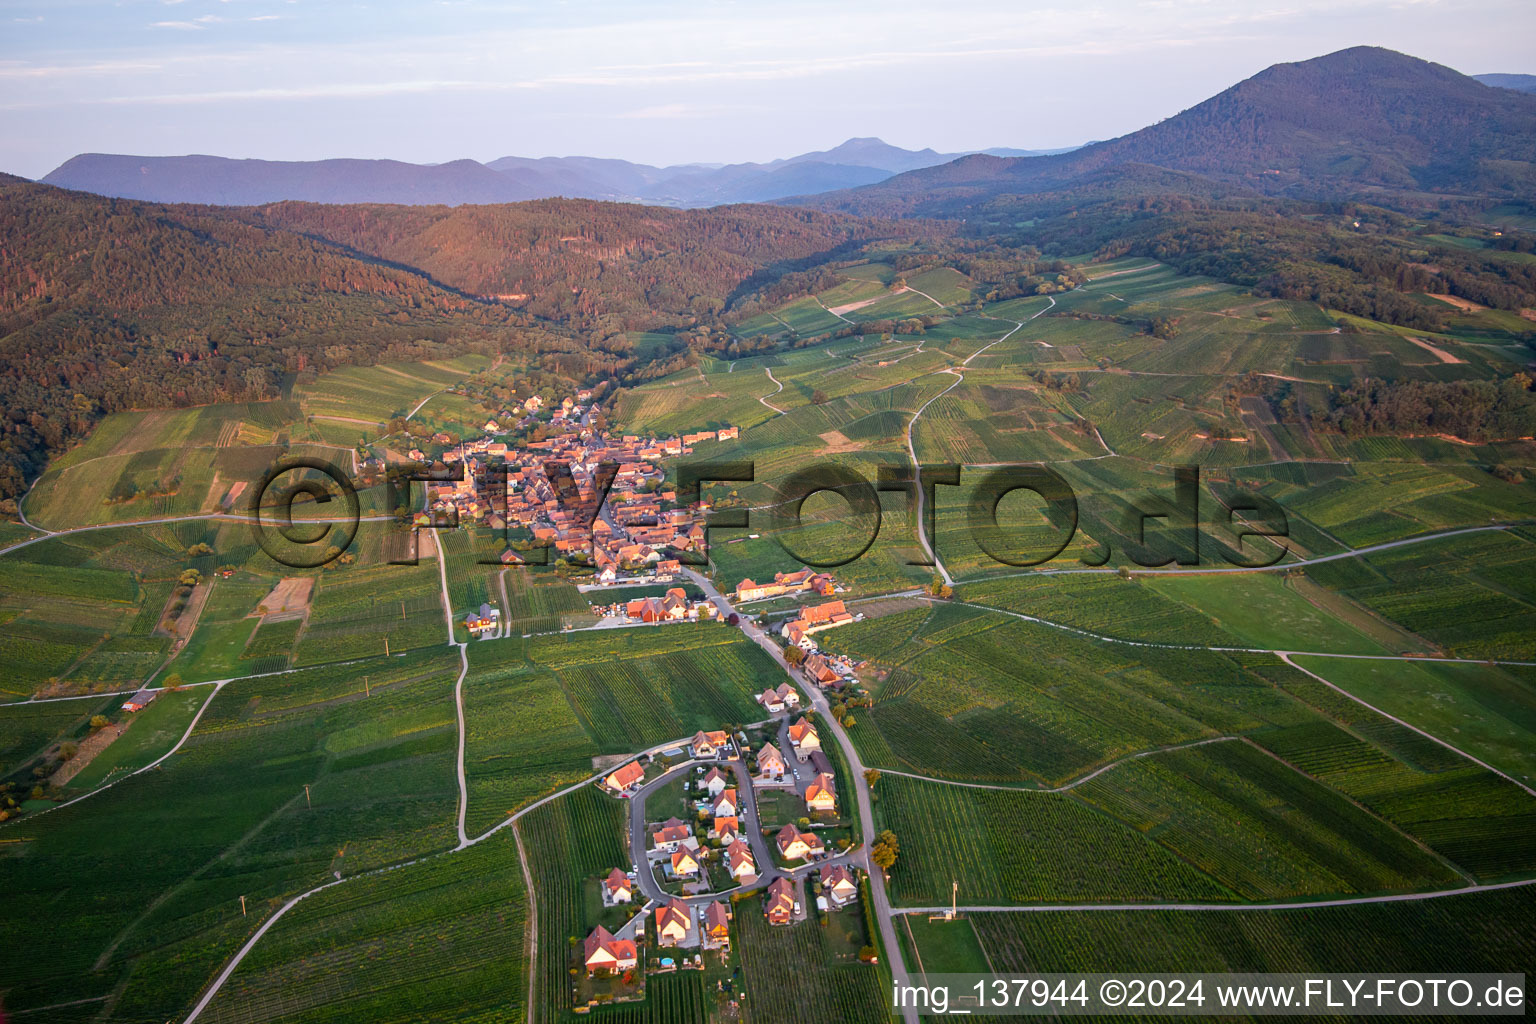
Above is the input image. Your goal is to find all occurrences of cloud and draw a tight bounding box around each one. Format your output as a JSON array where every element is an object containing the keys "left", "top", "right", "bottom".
[{"left": 151, "top": 20, "right": 206, "bottom": 30}]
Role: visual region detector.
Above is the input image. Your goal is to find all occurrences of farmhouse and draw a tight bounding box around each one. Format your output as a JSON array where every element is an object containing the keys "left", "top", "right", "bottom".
[
  {"left": 604, "top": 761, "right": 645, "bottom": 794},
  {"left": 804, "top": 772, "right": 837, "bottom": 813},
  {"left": 121, "top": 688, "right": 157, "bottom": 713},
  {"left": 780, "top": 599, "right": 854, "bottom": 647},
  {"left": 464, "top": 602, "right": 500, "bottom": 636},
  {"left": 820, "top": 864, "right": 859, "bottom": 906},
  {"left": 655, "top": 899, "right": 691, "bottom": 946},
  {"left": 602, "top": 868, "right": 634, "bottom": 905},
  {"left": 802, "top": 654, "right": 842, "bottom": 689},
  {"left": 583, "top": 926, "right": 637, "bottom": 974},
  {"left": 764, "top": 877, "right": 796, "bottom": 925}
]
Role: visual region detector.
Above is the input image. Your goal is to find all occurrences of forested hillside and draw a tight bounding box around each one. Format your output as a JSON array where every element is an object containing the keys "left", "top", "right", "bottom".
[{"left": 238, "top": 199, "right": 934, "bottom": 329}]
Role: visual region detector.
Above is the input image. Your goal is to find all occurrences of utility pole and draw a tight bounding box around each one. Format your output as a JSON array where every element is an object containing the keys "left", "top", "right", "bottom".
[
  {"left": 384, "top": 636, "right": 390, "bottom": 657},
  {"left": 364, "top": 675, "right": 370, "bottom": 697},
  {"left": 240, "top": 895, "right": 247, "bottom": 916},
  {"left": 304, "top": 784, "right": 311, "bottom": 809},
  {"left": 950, "top": 879, "right": 957, "bottom": 920}
]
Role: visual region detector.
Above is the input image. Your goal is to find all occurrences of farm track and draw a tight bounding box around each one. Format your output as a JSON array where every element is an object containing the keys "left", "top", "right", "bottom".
[
  {"left": 759, "top": 366, "right": 786, "bottom": 414},
  {"left": 893, "top": 876, "right": 1536, "bottom": 916},
  {"left": 872, "top": 736, "right": 1238, "bottom": 793},
  {"left": 906, "top": 295, "right": 1056, "bottom": 585},
  {"left": 907, "top": 593, "right": 1536, "bottom": 793},
  {"left": 0, "top": 513, "right": 394, "bottom": 557}
]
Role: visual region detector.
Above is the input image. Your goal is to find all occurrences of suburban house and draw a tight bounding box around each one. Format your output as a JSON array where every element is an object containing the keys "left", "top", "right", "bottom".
[
  {"left": 727, "top": 839, "right": 757, "bottom": 882},
  {"left": 820, "top": 864, "right": 859, "bottom": 906},
  {"left": 702, "top": 767, "right": 730, "bottom": 797},
  {"left": 709, "top": 815, "right": 740, "bottom": 843},
  {"left": 669, "top": 847, "right": 701, "bottom": 879},
  {"left": 602, "top": 868, "right": 634, "bottom": 905},
  {"left": 804, "top": 772, "right": 837, "bottom": 813},
  {"left": 583, "top": 926, "right": 638, "bottom": 974},
  {"left": 604, "top": 761, "right": 645, "bottom": 794},
  {"left": 689, "top": 729, "right": 732, "bottom": 759},
  {"left": 655, "top": 899, "right": 691, "bottom": 946},
  {"left": 756, "top": 687, "right": 786, "bottom": 713},
  {"left": 787, "top": 718, "right": 821, "bottom": 759},
  {"left": 704, "top": 900, "right": 731, "bottom": 947},
  {"left": 755, "top": 742, "right": 787, "bottom": 781},
  {"left": 775, "top": 823, "right": 825, "bottom": 862},
  {"left": 765, "top": 877, "right": 796, "bottom": 925},
  {"left": 710, "top": 788, "right": 738, "bottom": 818},
  {"left": 121, "top": 688, "right": 158, "bottom": 713},
  {"left": 652, "top": 817, "right": 693, "bottom": 851},
  {"left": 773, "top": 682, "right": 801, "bottom": 708}
]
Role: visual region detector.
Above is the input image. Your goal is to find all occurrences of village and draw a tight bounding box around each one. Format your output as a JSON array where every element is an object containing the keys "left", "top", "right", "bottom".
[
  {"left": 416, "top": 391, "right": 883, "bottom": 1013},
  {"left": 575, "top": 697, "right": 875, "bottom": 1013},
  {"left": 411, "top": 389, "right": 738, "bottom": 584}
]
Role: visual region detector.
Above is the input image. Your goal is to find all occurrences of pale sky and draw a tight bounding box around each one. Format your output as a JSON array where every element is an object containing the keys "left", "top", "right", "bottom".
[{"left": 1, "top": 0, "right": 1532, "bottom": 179}]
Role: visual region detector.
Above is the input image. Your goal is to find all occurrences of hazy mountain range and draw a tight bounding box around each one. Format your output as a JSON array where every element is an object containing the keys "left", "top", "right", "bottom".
[
  {"left": 1476, "top": 73, "right": 1536, "bottom": 94},
  {"left": 38, "top": 137, "right": 1072, "bottom": 209},
  {"left": 792, "top": 49, "right": 1536, "bottom": 218}
]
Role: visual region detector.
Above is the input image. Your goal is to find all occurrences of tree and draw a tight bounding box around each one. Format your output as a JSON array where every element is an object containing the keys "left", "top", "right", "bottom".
[
  {"left": 811, "top": 389, "right": 829, "bottom": 406},
  {"left": 162, "top": 673, "right": 183, "bottom": 690},
  {"left": 864, "top": 768, "right": 881, "bottom": 788},
  {"left": 784, "top": 646, "right": 805, "bottom": 666},
  {"left": 90, "top": 715, "right": 109, "bottom": 730}
]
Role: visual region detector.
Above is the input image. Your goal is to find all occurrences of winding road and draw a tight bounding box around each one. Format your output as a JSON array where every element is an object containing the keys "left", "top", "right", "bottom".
[
  {"left": 759, "top": 366, "right": 786, "bottom": 415},
  {"left": 905, "top": 294, "right": 1056, "bottom": 585}
]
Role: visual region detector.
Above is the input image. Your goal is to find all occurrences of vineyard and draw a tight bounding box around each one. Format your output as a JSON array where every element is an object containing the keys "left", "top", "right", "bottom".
[
  {"left": 516, "top": 786, "right": 629, "bottom": 1022},
  {"left": 734, "top": 894, "right": 888, "bottom": 1024},
  {"left": 1255, "top": 664, "right": 1536, "bottom": 881},
  {"left": 825, "top": 610, "right": 1278, "bottom": 785},
  {"left": 197, "top": 832, "right": 529, "bottom": 1024},
  {"left": 294, "top": 563, "right": 445, "bottom": 666},
  {"left": 527, "top": 627, "right": 777, "bottom": 753},
  {"left": 872, "top": 774, "right": 1234, "bottom": 906},
  {"left": 966, "top": 886, "right": 1536, "bottom": 973},
  {"left": 461, "top": 641, "right": 602, "bottom": 835},
  {"left": 1074, "top": 741, "right": 1461, "bottom": 899},
  {"left": 1307, "top": 530, "right": 1536, "bottom": 660}
]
